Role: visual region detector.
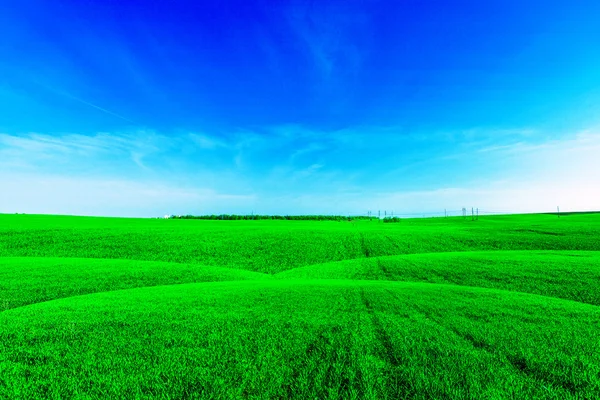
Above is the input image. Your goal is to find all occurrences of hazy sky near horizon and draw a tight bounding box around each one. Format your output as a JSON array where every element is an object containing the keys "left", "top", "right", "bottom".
[{"left": 1, "top": 0, "right": 600, "bottom": 217}]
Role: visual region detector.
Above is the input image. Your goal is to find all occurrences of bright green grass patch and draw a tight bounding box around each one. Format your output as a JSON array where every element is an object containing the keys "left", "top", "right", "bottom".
[
  {"left": 3, "top": 250, "right": 599, "bottom": 315},
  {"left": 0, "top": 257, "right": 271, "bottom": 311},
  {"left": 1, "top": 280, "right": 598, "bottom": 399},
  {"left": 276, "top": 250, "right": 600, "bottom": 306},
  {"left": 1, "top": 213, "right": 600, "bottom": 273}
]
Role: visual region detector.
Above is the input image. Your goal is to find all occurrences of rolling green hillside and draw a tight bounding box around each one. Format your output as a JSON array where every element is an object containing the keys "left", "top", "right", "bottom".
[
  {"left": 1, "top": 213, "right": 599, "bottom": 399},
  {"left": 276, "top": 250, "right": 600, "bottom": 306},
  {"left": 1, "top": 213, "right": 599, "bottom": 272}
]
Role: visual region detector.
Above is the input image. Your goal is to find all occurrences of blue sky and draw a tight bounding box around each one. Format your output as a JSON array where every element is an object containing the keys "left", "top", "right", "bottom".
[{"left": 1, "top": 0, "right": 599, "bottom": 217}]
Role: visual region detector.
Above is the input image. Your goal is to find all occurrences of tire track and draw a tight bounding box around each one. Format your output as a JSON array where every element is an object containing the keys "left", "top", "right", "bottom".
[
  {"left": 285, "top": 325, "right": 352, "bottom": 399},
  {"left": 376, "top": 258, "right": 393, "bottom": 281},
  {"left": 359, "top": 288, "right": 418, "bottom": 398},
  {"left": 388, "top": 289, "right": 583, "bottom": 396}
]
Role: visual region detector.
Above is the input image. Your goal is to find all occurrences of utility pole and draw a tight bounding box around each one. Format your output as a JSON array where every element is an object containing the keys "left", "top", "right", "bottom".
[
  {"left": 471, "top": 207, "right": 474, "bottom": 221},
  {"left": 557, "top": 206, "right": 560, "bottom": 218},
  {"left": 476, "top": 208, "right": 479, "bottom": 220}
]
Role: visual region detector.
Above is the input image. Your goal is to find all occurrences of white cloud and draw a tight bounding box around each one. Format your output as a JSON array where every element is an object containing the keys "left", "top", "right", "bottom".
[
  {"left": 0, "top": 131, "right": 161, "bottom": 168},
  {"left": 0, "top": 130, "right": 236, "bottom": 175},
  {"left": 285, "top": 0, "right": 364, "bottom": 86},
  {"left": 0, "top": 126, "right": 598, "bottom": 216},
  {"left": 188, "top": 133, "right": 228, "bottom": 149},
  {"left": 0, "top": 173, "right": 255, "bottom": 217},
  {"left": 360, "top": 180, "right": 600, "bottom": 215}
]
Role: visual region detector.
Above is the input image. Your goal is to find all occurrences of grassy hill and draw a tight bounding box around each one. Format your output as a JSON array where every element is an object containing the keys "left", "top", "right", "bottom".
[{"left": 1, "top": 213, "right": 599, "bottom": 399}]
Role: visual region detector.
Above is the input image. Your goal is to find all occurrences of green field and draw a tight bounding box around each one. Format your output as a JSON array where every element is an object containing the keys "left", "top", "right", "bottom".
[{"left": 1, "top": 213, "right": 599, "bottom": 399}]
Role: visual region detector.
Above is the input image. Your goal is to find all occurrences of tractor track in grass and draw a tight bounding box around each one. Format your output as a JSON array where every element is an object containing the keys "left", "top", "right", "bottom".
[
  {"left": 430, "top": 313, "right": 583, "bottom": 395},
  {"left": 384, "top": 235, "right": 403, "bottom": 252},
  {"left": 360, "top": 289, "right": 400, "bottom": 367},
  {"left": 376, "top": 258, "right": 393, "bottom": 281},
  {"left": 358, "top": 233, "right": 372, "bottom": 258},
  {"left": 399, "top": 290, "right": 593, "bottom": 396},
  {"left": 285, "top": 324, "right": 353, "bottom": 398},
  {"left": 359, "top": 288, "right": 420, "bottom": 398}
]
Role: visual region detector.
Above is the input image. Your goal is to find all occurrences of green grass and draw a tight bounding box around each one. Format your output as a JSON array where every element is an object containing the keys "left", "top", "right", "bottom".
[
  {"left": 2, "top": 281, "right": 599, "bottom": 399},
  {"left": 0, "top": 257, "right": 271, "bottom": 311},
  {"left": 276, "top": 250, "right": 600, "bottom": 306},
  {"left": 1, "top": 213, "right": 599, "bottom": 399},
  {"left": 2, "top": 213, "right": 599, "bottom": 273}
]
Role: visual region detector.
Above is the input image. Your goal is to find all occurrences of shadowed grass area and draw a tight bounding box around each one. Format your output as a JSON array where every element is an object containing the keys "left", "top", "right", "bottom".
[
  {"left": 1, "top": 280, "right": 598, "bottom": 399},
  {"left": 275, "top": 250, "right": 600, "bottom": 306},
  {"left": 0, "top": 257, "right": 271, "bottom": 311}
]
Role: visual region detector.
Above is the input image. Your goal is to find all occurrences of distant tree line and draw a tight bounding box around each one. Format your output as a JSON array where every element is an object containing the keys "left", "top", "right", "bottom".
[
  {"left": 382, "top": 217, "right": 402, "bottom": 223},
  {"left": 168, "top": 214, "right": 380, "bottom": 221}
]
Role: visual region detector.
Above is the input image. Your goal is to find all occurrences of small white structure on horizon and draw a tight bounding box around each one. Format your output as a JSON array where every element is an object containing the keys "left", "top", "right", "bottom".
[{"left": 163, "top": 214, "right": 171, "bottom": 219}]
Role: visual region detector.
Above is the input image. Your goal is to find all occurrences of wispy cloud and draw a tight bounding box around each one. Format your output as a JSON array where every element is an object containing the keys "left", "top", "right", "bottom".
[
  {"left": 289, "top": 142, "right": 327, "bottom": 162},
  {"left": 31, "top": 80, "right": 140, "bottom": 125},
  {"left": 0, "top": 172, "right": 255, "bottom": 217},
  {"left": 1, "top": 126, "right": 598, "bottom": 216},
  {"left": 188, "top": 133, "right": 229, "bottom": 150},
  {"left": 285, "top": 0, "right": 365, "bottom": 83},
  {"left": 56, "top": 90, "right": 139, "bottom": 125},
  {"left": 476, "top": 129, "right": 600, "bottom": 156},
  {"left": 0, "top": 131, "right": 164, "bottom": 173}
]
